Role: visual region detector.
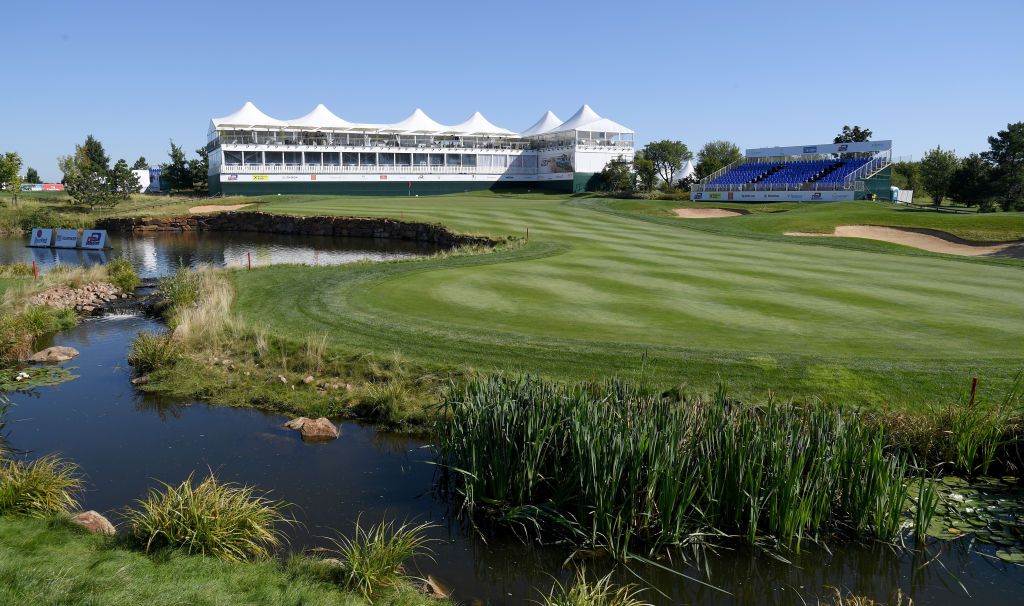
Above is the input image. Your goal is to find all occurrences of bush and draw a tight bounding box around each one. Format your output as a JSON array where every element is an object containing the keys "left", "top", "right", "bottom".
[
  {"left": 326, "top": 518, "right": 435, "bottom": 600},
  {"left": 127, "top": 332, "right": 181, "bottom": 374},
  {"left": 0, "top": 455, "right": 83, "bottom": 518},
  {"left": 158, "top": 267, "right": 201, "bottom": 318},
  {"left": 17, "top": 208, "right": 64, "bottom": 233},
  {"left": 106, "top": 258, "right": 140, "bottom": 292},
  {"left": 125, "top": 472, "right": 292, "bottom": 562}
]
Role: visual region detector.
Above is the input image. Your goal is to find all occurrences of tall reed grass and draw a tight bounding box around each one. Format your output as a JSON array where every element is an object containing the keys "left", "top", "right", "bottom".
[{"left": 437, "top": 376, "right": 914, "bottom": 556}]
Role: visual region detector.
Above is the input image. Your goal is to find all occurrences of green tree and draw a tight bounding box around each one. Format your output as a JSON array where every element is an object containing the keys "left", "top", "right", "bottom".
[
  {"left": 109, "top": 159, "right": 141, "bottom": 199},
  {"left": 189, "top": 147, "right": 209, "bottom": 192},
  {"left": 79, "top": 135, "right": 110, "bottom": 174},
  {"left": 641, "top": 140, "right": 692, "bottom": 186},
  {"left": 633, "top": 152, "right": 658, "bottom": 192},
  {"left": 695, "top": 140, "right": 743, "bottom": 180},
  {"left": 24, "top": 167, "right": 41, "bottom": 184},
  {"left": 949, "top": 153, "right": 994, "bottom": 211},
  {"left": 0, "top": 152, "right": 23, "bottom": 203},
  {"left": 919, "top": 146, "right": 959, "bottom": 206},
  {"left": 892, "top": 161, "right": 919, "bottom": 192},
  {"left": 597, "top": 158, "right": 635, "bottom": 192},
  {"left": 834, "top": 125, "right": 872, "bottom": 143},
  {"left": 131, "top": 156, "right": 149, "bottom": 170},
  {"left": 59, "top": 135, "right": 119, "bottom": 211},
  {"left": 162, "top": 140, "right": 191, "bottom": 192},
  {"left": 982, "top": 122, "right": 1024, "bottom": 212}
]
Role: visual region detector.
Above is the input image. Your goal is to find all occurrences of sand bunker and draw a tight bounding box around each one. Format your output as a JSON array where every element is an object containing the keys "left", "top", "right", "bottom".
[
  {"left": 785, "top": 225, "right": 1024, "bottom": 258},
  {"left": 188, "top": 203, "right": 253, "bottom": 214},
  {"left": 673, "top": 208, "right": 750, "bottom": 219}
]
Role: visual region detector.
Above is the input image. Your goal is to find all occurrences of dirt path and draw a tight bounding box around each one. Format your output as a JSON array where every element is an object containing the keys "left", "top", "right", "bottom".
[
  {"left": 785, "top": 225, "right": 1024, "bottom": 258},
  {"left": 189, "top": 204, "right": 253, "bottom": 214},
  {"left": 673, "top": 208, "right": 750, "bottom": 218}
]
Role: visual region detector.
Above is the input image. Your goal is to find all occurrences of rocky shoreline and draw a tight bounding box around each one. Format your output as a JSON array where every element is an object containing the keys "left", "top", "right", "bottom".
[
  {"left": 29, "top": 282, "right": 128, "bottom": 314},
  {"left": 96, "top": 212, "right": 496, "bottom": 248}
]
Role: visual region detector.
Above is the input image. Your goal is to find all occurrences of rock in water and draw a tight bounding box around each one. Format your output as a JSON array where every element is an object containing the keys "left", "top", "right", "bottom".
[
  {"left": 283, "top": 416, "right": 338, "bottom": 441},
  {"left": 421, "top": 575, "right": 451, "bottom": 599},
  {"left": 71, "top": 511, "right": 116, "bottom": 535},
  {"left": 28, "top": 346, "right": 80, "bottom": 363}
]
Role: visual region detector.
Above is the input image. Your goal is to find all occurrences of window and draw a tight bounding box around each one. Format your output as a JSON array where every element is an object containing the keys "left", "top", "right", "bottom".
[
  {"left": 395, "top": 153, "right": 411, "bottom": 166},
  {"left": 284, "top": 151, "right": 302, "bottom": 165},
  {"left": 343, "top": 152, "right": 359, "bottom": 166},
  {"left": 304, "top": 152, "right": 322, "bottom": 165},
  {"left": 378, "top": 153, "right": 395, "bottom": 166},
  {"left": 429, "top": 154, "right": 444, "bottom": 166},
  {"left": 446, "top": 154, "right": 461, "bottom": 167},
  {"left": 243, "top": 151, "right": 262, "bottom": 165},
  {"left": 224, "top": 151, "right": 243, "bottom": 165},
  {"left": 413, "top": 153, "right": 428, "bottom": 166},
  {"left": 462, "top": 154, "right": 476, "bottom": 167},
  {"left": 360, "top": 153, "right": 377, "bottom": 166},
  {"left": 264, "top": 151, "right": 284, "bottom": 165},
  {"left": 323, "top": 152, "right": 340, "bottom": 166}
]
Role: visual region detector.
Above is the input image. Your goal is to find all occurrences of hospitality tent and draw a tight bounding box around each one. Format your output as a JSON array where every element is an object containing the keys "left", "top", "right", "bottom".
[
  {"left": 446, "top": 112, "right": 515, "bottom": 136},
  {"left": 547, "top": 104, "right": 634, "bottom": 134},
  {"left": 519, "top": 111, "right": 563, "bottom": 137},
  {"left": 211, "top": 101, "right": 288, "bottom": 130},
  {"left": 287, "top": 104, "right": 355, "bottom": 130}
]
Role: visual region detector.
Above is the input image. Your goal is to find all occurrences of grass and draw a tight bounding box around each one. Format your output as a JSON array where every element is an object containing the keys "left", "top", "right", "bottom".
[
  {"left": 436, "top": 375, "right": 916, "bottom": 557},
  {"left": 326, "top": 518, "right": 436, "bottom": 600},
  {"left": 218, "top": 193, "right": 1024, "bottom": 410},
  {"left": 0, "top": 516, "right": 441, "bottom": 606},
  {"left": 539, "top": 569, "right": 651, "bottom": 606},
  {"left": 125, "top": 471, "right": 293, "bottom": 563},
  {"left": 0, "top": 455, "right": 83, "bottom": 518}
]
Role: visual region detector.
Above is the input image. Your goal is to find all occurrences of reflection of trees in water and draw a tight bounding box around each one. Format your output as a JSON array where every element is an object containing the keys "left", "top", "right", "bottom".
[
  {"left": 0, "top": 396, "right": 10, "bottom": 455},
  {"left": 133, "top": 393, "right": 192, "bottom": 420}
]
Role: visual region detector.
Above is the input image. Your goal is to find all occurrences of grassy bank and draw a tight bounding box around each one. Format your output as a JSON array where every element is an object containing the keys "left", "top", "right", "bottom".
[{"left": 0, "top": 517, "right": 438, "bottom": 606}]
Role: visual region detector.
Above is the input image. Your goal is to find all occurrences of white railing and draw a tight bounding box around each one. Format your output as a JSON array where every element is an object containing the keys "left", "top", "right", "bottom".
[
  {"left": 698, "top": 157, "right": 746, "bottom": 185},
  {"left": 221, "top": 164, "right": 537, "bottom": 175},
  {"left": 844, "top": 151, "right": 892, "bottom": 184}
]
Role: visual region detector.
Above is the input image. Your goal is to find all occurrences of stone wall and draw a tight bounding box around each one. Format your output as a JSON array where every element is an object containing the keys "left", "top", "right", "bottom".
[{"left": 96, "top": 212, "right": 495, "bottom": 248}]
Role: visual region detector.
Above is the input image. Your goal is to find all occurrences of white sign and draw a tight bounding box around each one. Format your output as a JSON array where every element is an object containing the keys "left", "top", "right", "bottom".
[
  {"left": 28, "top": 228, "right": 53, "bottom": 247},
  {"left": 691, "top": 190, "right": 856, "bottom": 202},
  {"left": 80, "top": 230, "right": 109, "bottom": 250},
  {"left": 54, "top": 229, "right": 79, "bottom": 248},
  {"left": 746, "top": 140, "right": 892, "bottom": 158}
]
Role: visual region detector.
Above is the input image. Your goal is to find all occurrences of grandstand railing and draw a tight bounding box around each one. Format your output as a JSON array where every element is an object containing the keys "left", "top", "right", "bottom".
[
  {"left": 698, "top": 157, "right": 745, "bottom": 185},
  {"left": 691, "top": 182, "right": 857, "bottom": 192},
  {"left": 843, "top": 150, "right": 892, "bottom": 185}
]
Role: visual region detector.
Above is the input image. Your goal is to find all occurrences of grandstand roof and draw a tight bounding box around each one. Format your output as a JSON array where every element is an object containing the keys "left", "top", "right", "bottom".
[
  {"left": 212, "top": 101, "right": 288, "bottom": 129},
  {"left": 519, "top": 111, "right": 564, "bottom": 137},
  {"left": 548, "top": 104, "right": 634, "bottom": 135},
  {"left": 446, "top": 112, "right": 516, "bottom": 136},
  {"left": 287, "top": 104, "right": 355, "bottom": 130}
]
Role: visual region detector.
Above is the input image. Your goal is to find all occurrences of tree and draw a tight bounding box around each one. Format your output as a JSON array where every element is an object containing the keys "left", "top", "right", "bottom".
[
  {"left": 0, "top": 152, "right": 23, "bottom": 202},
  {"left": 59, "top": 135, "right": 119, "bottom": 211},
  {"left": 79, "top": 134, "right": 110, "bottom": 174},
  {"left": 109, "top": 159, "right": 141, "bottom": 199},
  {"left": 834, "top": 125, "right": 872, "bottom": 143},
  {"left": 162, "top": 140, "right": 192, "bottom": 192},
  {"left": 949, "top": 153, "right": 994, "bottom": 211},
  {"left": 189, "top": 146, "right": 209, "bottom": 192},
  {"left": 695, "top": 140, "right": 742, "bottom": 180},
  {"left": 24, "top": 167, "right": 41, "bottom": 184},
  {"left": 892, "top": 161, "right": 919, "bottom": 192},
  {"left": 641, "top": 140, "right": 692, "bottom": 187},
  {"left": 633, "top": 152, "right": 658, "bottom": 192},
  {"left": 597, "top": 157, "right": 635, "bottom": 192},
  {"left": 982, "top": 122, "right": 1024, "bottom": 212},
  {"left": 919, "top": 146, "right": 959, "bottom": 206},
  {"left": 131, "top": 156, "right": 149, "bottom": 170}
]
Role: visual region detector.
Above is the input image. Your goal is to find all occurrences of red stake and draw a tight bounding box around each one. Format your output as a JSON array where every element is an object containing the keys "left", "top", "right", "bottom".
[
  {"left": 32, "top": 260, "right": 38, "bottom": 280},
  {"left": 247, "top": 252, "right": 252, "bottom": 270}
]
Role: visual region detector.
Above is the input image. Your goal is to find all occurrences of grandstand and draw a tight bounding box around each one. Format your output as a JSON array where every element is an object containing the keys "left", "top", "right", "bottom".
[{"left": 691, "top": 140, "right": 892, "bottom": 202}]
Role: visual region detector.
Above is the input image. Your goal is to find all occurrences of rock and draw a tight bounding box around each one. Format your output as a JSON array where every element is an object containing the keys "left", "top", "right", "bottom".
[
  {"left": 284, "top": 416, "right": 338, "bottom": 441},
  {"left": 303, "top": 375, "right": 315, "bottom": 385},
  {"left": 131, "top": 375, "right": 150, "bottom": 385},
  {"left": 421, "top": 575, "right": 450, "bottom": 599},
  {"left": 28, "top": 346, "right": 80, "bottom": 363},
  {"left": 278, "top": 375, "right": 289, "bottom": 384},
  {"left": 71, "top": 510, "right": 116, "bottom": 535}
]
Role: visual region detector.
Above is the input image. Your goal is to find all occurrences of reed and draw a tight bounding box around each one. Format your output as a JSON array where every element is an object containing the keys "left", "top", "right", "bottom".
[
  {"left": 539, "top": 569, "right": 651, "bottom": 606},
  {"left": 325, "top": 517, "right": 436, "bottom": 600},
  {"left": 127, "top": 332, "right": 181, "bottom": 374},
  {"left": 0, "top": 454, "right": 83, "bottom": 518},
  {"left": 125, "top": 471, "right": 292, "bottom": 562},
  {"left": 437, "top": 375, "right": 915, "bottom": 556}
]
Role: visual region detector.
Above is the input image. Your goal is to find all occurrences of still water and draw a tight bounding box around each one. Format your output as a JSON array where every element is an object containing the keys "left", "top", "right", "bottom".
[{"left": 2, "top": 233, "right": 1022, "bottom": 604}]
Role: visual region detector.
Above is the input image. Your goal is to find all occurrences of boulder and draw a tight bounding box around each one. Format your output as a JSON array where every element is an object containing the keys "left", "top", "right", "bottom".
[
  {"left": 28, "top": 346, "right": 80, "bottom": 363},
  {"left": 283, "top": 416, "right": 339, "bottom": 441},
  {"left": 71, "top": 510, "right": 116, "bottom": 535},
  {"left": 421, "top": 575, "right": 450, "bottom": 599},
  {"left": 302, "top": 375, "right": 315, "bottom": 385},
  {"left": 131, "top": 375, "right": 149, "bottom": 386}
]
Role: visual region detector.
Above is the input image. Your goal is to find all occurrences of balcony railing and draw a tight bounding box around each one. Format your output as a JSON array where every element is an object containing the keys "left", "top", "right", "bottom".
[{"left": 220, "top": 164, "right": 538, "bottom": 175}]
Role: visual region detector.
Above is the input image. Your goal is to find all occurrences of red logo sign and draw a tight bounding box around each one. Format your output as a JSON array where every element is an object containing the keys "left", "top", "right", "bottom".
[
  {"left": 379, "top": 175, "right": 388, "bottom": 180},
  {"left": 310, "top": 175, "right": 317, "bottom": 181}
]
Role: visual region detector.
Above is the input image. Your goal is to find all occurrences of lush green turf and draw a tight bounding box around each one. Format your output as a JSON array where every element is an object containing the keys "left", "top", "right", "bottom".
[
  {"left": 0, "top": 517, "right": 436, "bottom": 606},
  {"left": 225, "top": 194, "right": 1024, "bottom": 408}
]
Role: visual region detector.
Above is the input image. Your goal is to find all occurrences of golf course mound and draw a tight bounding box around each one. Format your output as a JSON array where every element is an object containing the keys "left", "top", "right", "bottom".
[
  {"left": 673, "top": 207, "right": 750, "bottom": 218},
  {"left": 785, "top": 225, "right": 1024, "bottom": 258}
]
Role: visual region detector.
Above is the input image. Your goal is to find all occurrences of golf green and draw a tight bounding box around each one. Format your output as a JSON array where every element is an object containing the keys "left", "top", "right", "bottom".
[{"left": 232, "top": 194, "right": 1024, "bottom": 407}]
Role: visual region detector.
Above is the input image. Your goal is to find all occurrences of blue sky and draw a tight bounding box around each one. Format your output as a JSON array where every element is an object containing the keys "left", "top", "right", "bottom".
[{"left": 4, "top": 0, "right": 1022, "bottom": 181}]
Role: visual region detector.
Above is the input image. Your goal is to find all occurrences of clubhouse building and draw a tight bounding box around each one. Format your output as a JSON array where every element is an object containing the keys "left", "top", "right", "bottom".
[{"left": 207, "top": 102, "right": 634, "bottom": 196}]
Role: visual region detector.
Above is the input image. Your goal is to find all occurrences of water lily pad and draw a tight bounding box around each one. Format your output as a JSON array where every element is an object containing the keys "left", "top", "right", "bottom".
[{"left": 995, "top": 550, "right": 1024, "bottom": 564}]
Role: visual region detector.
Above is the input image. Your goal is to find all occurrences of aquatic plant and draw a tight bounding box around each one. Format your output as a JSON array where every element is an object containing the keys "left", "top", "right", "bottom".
[
  {"left": 539, "top": 569, "right": 651, "bottom": 606},
  {"left": 105, "top": 258, "right": 141, "bottom": 292},
  {"left": 125, "top": 471, "right": 292, "bottom": 562},
  {"left": 127, "top": 331, "right": 181, "bottom": 373},
  {"left": 0, "top": 454, "right": 83, "bottom": 518},
  {"left": 436, "top": 375, "right": 915, "bottom": 556},
  {"left": 817, "top": 588, "right": 913, "bottom": 606},
  {"left": 325, "top": 517, "right": 436, "bottom": 600}
]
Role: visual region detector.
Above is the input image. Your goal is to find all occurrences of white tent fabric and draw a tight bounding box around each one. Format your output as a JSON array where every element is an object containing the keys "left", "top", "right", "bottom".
[
  {"left": 519, "top": 111, "right": 563, "bottom": 137},
  {"left": 211, "top": 101, "right": 288, "bottom": 129},
  {"left": 381, "top": 108, "right": 448, "bottom": 133},
  {"left": 446, "top": 112, "right": 515, "bottom": 135},
  {"left": 672, "top": 160, "right": 696, "bottom": 183},
  {"left": 287, "top": 104, "right": 355, "bottom": 130},
  {"left": 547, "top": 104, "right": 634, "bottom": 135}
]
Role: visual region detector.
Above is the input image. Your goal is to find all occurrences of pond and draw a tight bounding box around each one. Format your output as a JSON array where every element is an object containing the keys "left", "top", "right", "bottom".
[
  {"left": 2, "top": 232, "right": 1022, "bottom": 604},
  {"left": 1, "top": 231, "right": 440, "bottom": 277}
]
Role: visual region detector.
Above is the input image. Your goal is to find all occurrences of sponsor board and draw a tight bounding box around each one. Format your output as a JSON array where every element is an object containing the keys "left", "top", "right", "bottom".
[
  {"left": 42, "top": 183, "right": 65, "bottom": 191},
  {"left": 54, "top": 229, "right": 79, "bottom": 248},
  {"left": 746, "top": 140, "right": 891, "bottom": 158},
  {"left": 251, "top": 174, "right": 269, "bottom": 181},
  {"left": 220, "top": 173, "right": 569, "bottom": 184},
  {"left": 29, "top": 228, "right": 53, "bottom": 247},
  {"left": 691, "top": 191, "right": 856, "bottom": 202},
  {"left": 80, "top": 230, "right": 109, "bottom": 250}
]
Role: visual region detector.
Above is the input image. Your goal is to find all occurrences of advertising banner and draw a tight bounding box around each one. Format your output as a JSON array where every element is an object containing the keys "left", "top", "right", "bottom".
[
  {"left": 29, "top": 228, "right": 53, "bottom": 247},
  {"left": 80, "top": 230, "right": 109, "bottom": 250},
  {"left": 42, "top": 183, "right": 65, "bottom": 191},
  {"left": 746, "top": 140, "right": 891, "bottom": 158},
  {"left": 692, "top": 190, "right": 856, "bottom": 202},
  {"left": 54, "top": 229, "right": 79, "bottom": 248}
]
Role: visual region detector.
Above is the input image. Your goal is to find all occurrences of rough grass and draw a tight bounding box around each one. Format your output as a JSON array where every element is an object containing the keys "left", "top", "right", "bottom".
[
  {"left": 0, "top": 455, "right": 83, "bottom": 518},
  {"left": 0, "top": 516, "right": 440, "bottom": 606},
  {"left": 539, "top": 570, "right": 651, "bottom": 606},
  {"left": 326, "top": 518, "right": 436, "bottom": 600}
]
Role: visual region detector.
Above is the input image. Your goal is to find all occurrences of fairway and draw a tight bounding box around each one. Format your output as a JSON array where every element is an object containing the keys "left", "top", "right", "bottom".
[{"left": 232, "top": 194, "right": 1024, "bottom": 407}]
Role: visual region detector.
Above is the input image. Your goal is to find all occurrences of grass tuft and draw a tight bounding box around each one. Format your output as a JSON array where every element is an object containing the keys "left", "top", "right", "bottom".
[
  {"left": 326, "top": 517, "right": 436, "bottom": 600},
  {"left": 0, "top": 455, "right": 83, "bottom": 518},
  {"left": 106, "top": 258, "right": 141, "bottom": 292},
  {"left": 128, "top": 332, "right": 181, "bottom": 374},
  {"left": 539, "top": 569, "right": 651, "bottom": 606}
]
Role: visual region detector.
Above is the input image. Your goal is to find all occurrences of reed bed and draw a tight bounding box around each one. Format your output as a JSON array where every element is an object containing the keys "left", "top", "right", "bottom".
[{"left": 437, "top": 376, "right": 914, "bottom": 557}]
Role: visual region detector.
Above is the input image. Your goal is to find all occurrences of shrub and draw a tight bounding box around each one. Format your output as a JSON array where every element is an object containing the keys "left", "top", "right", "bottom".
[
  {"left": 326, "top": 517, "right": 435, "bottom": 600},
  {"left": 128, "top": 332, "right": 181, "bottom": 373},
  {"left": 0, "top": 455, "right": 83, "bottom": 518},
  {"left": 125, "top": 472, "right": 292, "bottom": 562},
  {"left": 540, "top": 570, "right": 650, "bottom": 606},
  {"left": 17, "top": 207, "right": 64, "bottom": 233},
  {"left": 106, "top": 258, "right": 141, "bottom": 292},
  {"left": 0, "top": 306, "right": 77, "bottom": 362}
]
